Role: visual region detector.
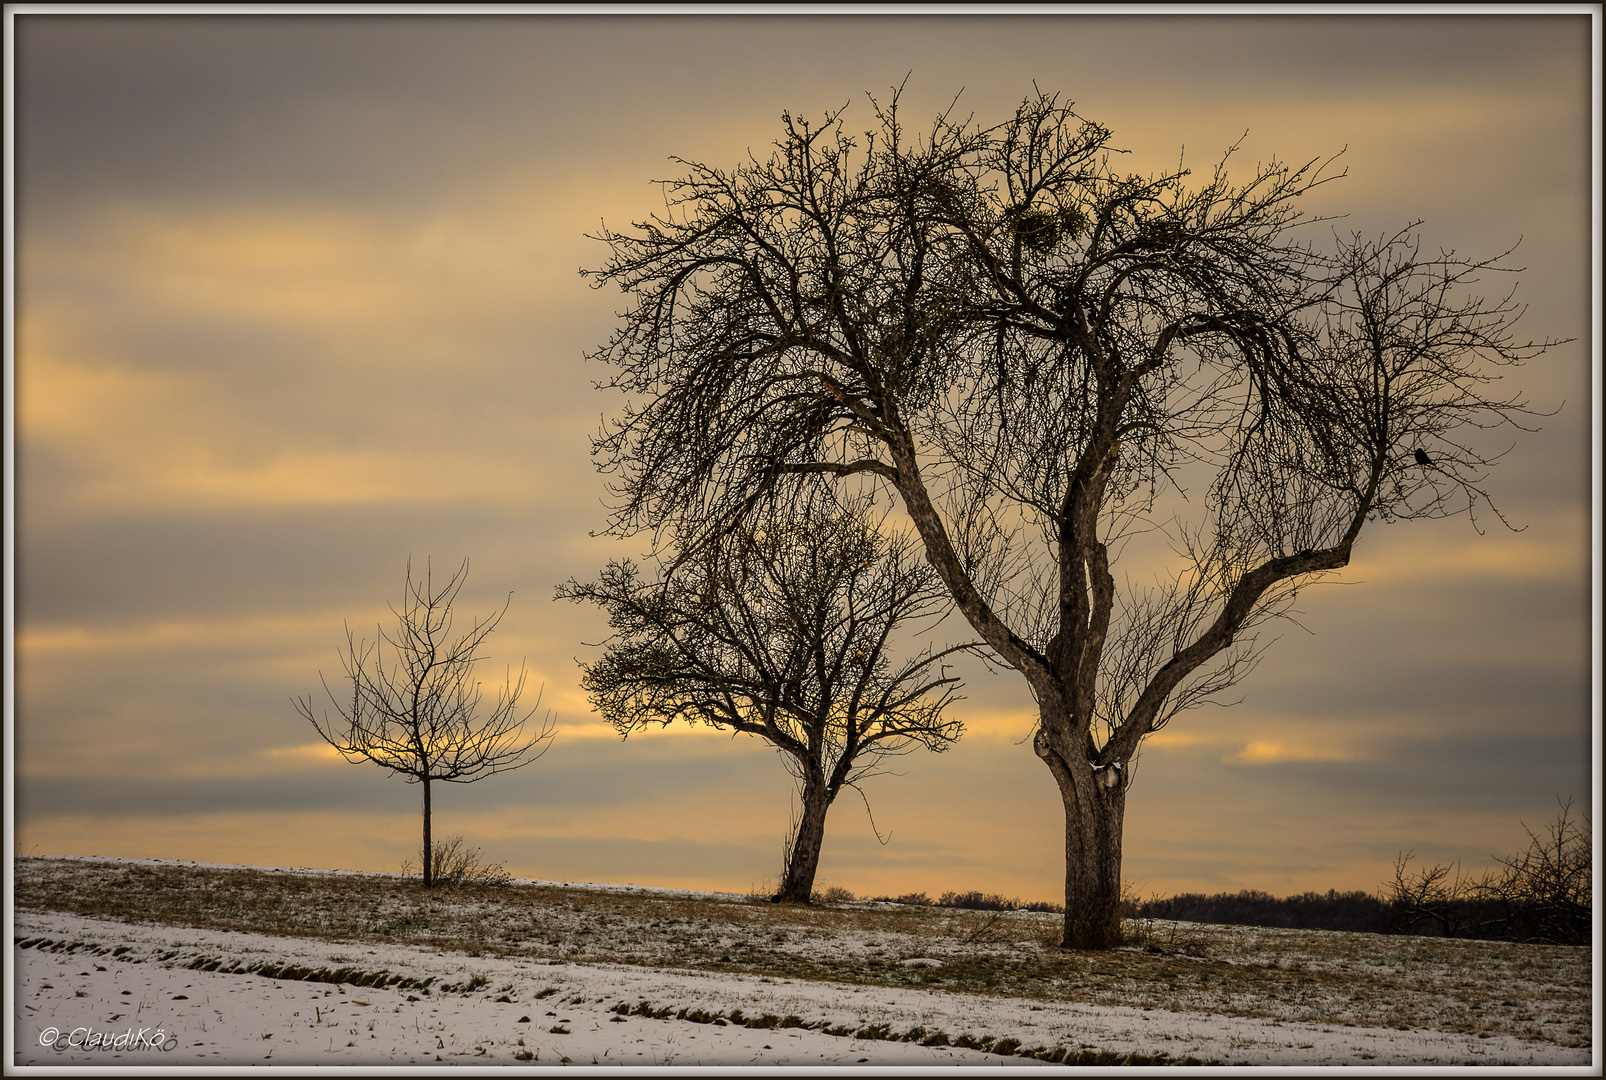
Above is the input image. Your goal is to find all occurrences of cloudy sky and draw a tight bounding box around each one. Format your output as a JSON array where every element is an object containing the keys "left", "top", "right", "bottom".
[{"left": 9, "top": 11, "right": 1597, "bottom": 904}]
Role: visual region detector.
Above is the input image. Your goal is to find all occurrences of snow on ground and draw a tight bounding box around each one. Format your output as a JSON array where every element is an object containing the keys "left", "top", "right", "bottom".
[{"left": 12, "top": 910, "right": 1585, "bottom": 1068}]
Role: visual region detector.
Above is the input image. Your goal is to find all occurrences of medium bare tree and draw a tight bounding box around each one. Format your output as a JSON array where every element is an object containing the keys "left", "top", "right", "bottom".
[
  {"left": 1384, "top": 798, "right": 1591, "bottom": 945},
  {"left": 295, "top": 559, "right": 555, "bottom": 886},
  {"left": 581, "top": 91, "right": 1557, "bottom": 946},
  {"left": 1478, "top": 797, "right": 1592, "bottom": 946},
  {"left": 558, "top": 497, "right": 978, "bottom": 902}
]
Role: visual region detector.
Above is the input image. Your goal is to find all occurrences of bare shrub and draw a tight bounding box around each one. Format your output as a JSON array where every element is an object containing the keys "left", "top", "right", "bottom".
[
  {"left": 869, "top": 891, "right": 933, "bottom": 906},
  {"left": 401, "top": 835, "right": 511, "bottom": 890},
  {"left": 811, "top": 885, "right": 857, "bottom": 904},
  {"left": 1385, "top": 855, "right": 1480, "bottom": 937},
  {"left": 923, "top": 890, "right": 1065, "bottom": 914},
  {"left": 938, "top": 891, "right": 1019, "bottom": 911}
]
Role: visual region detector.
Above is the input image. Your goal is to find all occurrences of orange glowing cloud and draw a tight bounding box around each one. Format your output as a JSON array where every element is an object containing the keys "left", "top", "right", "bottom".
[{"left": 1225, "top": 739, "right": 1374, "bottom": 765}]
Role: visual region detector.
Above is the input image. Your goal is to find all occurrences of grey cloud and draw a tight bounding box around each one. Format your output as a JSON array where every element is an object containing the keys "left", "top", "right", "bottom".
[
  {"left": 1216, "top": 734, "right": 1593, "bottom": 814},
  {"left": 1132, "top": 731, "right": 1592, "bottom": 838},
  {"left": 16, "top": 14, "right": 1584, "bottom": 213},
  {"left": 15, "top": 500, "right": 572, "bottom": 626},
  {"left": 17, "top": 729, "right": 795, "bottom": 832},
  {"left": 17, "top": 769, "right": 404, "bottom": 820}
]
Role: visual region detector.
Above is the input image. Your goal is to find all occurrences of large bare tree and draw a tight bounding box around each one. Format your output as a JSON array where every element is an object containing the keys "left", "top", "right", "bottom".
[
  {"left": 295, "top": 559, "right": 555, "bottom": 886},
  {"left": 581, "top": 92, "right": 1556, "bottom": 946},
  {"left": 559, "top": 497, "right": 978, "bottom": 902}
]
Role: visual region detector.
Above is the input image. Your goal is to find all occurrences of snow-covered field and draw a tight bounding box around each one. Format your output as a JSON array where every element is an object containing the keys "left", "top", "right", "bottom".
[
  {"left": 10, "top": 857, "right": 1596, "bottom": 1068},
  {"left": 13, "top": 910, "right": 1584, "bottom": 1068}
]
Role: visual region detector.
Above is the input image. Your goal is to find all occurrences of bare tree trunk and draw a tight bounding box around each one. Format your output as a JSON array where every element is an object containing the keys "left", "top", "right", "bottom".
[
  {"left": 1036, "top": 722, "right": 1126, "bottom": 949},
  {"left": 422, "top": 777, "right": 433, "bottom": 889},
  {"left": 776, "top": 779, "right": 831, "bottom": 903},
  {"left": 1060, "top": 779, "right": 1125, "bottom": 949}
]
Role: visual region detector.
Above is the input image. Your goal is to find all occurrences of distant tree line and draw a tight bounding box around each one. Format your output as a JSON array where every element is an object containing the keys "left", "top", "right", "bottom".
[
  {"left": 1126, "top": 888, "right": 1392, "bottom": 936},
  {"left": 859, "top": 800, "right": 1590, "bottom": 946},
  {"left": 860, "top": 890, "right": 1066, "bottom": 914},
  {"left": 862, "top": 886, "right": 1387, "bottom": 928}
]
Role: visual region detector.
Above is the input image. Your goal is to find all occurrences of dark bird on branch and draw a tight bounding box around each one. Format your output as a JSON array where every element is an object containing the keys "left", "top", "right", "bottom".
[{"left": 1413, "top": 448, "right": 1433, "bottom": 467}]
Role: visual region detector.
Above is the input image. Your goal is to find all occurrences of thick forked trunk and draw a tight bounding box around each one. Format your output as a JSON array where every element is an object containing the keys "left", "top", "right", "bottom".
[
  {"left": 422, "top": 777, "right": 434, "bottom": 888},
  {"left": 776, "top": 779, "right": 832, "bottom": 903},
  {"left": 1059, "top": 771, "right": 1125, "bottom": 948},
  {"left": 889, "top": 428, "right": 1137, "bottom": 946}
]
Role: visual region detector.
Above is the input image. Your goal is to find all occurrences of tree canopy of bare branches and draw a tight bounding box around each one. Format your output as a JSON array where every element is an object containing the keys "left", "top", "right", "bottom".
[
  {"left": 558, "top": 496, "right": 979, "bottom": 902},
  {"left": 295, "top": 559, "right": 555, "bottom": 886},
  {"left": 581, "top": 89, "right": 1558, "bottom": 946}
]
